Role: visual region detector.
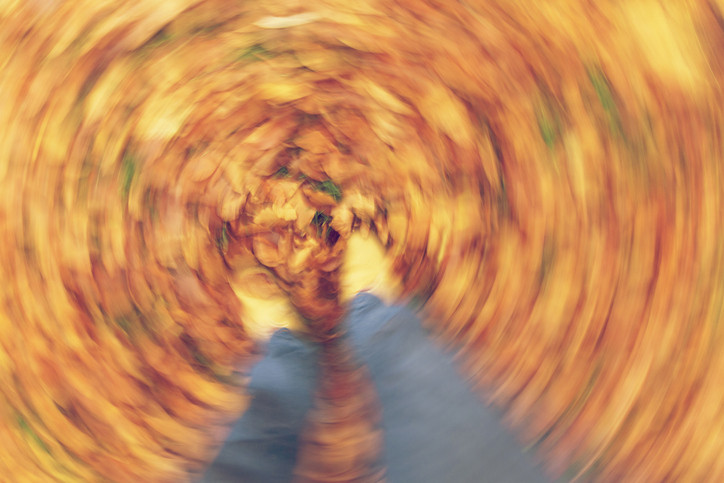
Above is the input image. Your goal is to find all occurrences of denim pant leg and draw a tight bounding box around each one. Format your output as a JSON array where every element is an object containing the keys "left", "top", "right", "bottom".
[
  {"left": 344, "top": 293, "right": 549, "bottom": 483},
  {"left": 201, "top": 329, "right": 320, "bottom": 483}
]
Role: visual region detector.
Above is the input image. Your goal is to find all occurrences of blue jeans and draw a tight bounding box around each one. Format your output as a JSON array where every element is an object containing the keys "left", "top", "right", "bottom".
[{"left": 201, "top": 293, "right": 548, "bottom": 483}]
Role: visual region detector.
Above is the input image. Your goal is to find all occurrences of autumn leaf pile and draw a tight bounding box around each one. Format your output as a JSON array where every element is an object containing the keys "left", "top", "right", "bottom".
[{"left": 1, "top": 0, "right": 724, "bottom": 481}]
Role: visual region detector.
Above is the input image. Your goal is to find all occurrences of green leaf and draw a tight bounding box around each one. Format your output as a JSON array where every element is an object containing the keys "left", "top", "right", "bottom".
[
  {"left": 145, "top": 191, "right": 159, "bottom": 220},
  {"left": 311, "top": 211, "right": 332, "bottom": 237},
  {"left": 192, "top": 349, "right": 212, "bottom": 368},
  {"left": 315, "top": 180, "right": 342, "bottom": 201},
  {"left": 134, "top": 27, "right": 174, "bottom": 59},
  {"left": 312, "top": 211, "right": 331, "bottom": 226},
  {"left": 17, "top": 414, "right": 50, "bottom": 454},
  {"left": 274, "top": 166, "right": 290, "bottom": 178},
  {"left": 537, "top": 112, "right": 558, "bottom": 149},
  {"left": 147, "top": 28, "right": 172, "bottom": 48},
  {"left": 236, "top": 44, "right": 273, "bottom": 63},
  {"left": 217, "top": 222, "right": 230, "bottom": 253},
  {"left": 534, "top": 84, "right": 563, "bottom": 149},
  {"left": 539, "top": 235, "right": 555, "bottom": 282},
  {"left": 587, "top": 66, "right": 623, "bottom": 137},
  {"left": 589, "top": 68, "right": 615, "bottom": 112},
  {"left": 120, "top": 153, "right": 136, "bottom": 200},
  {"left": 115, "top": 316, "right": 133, "bottom": 336}
]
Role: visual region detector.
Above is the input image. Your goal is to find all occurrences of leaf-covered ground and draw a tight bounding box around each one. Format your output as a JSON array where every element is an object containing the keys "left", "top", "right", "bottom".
[{"left": 0, "top": 0, "right": 723, "bottom": 481}]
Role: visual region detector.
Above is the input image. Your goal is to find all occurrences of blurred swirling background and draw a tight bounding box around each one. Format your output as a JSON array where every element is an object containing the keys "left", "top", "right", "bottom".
[{"left": 1, "top": 0, "right": 723, "bottom": 481}]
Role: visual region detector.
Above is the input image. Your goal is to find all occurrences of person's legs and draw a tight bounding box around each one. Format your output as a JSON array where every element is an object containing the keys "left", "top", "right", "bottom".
[
  {"left": 202, "top": 293, "right": 549, "bottom": 482},
  {"left": 201, "top": 328, "right": 321, "bottom": 483},
  {"left": 344, "top": 293, "right": 549, "bottom": 483}
]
